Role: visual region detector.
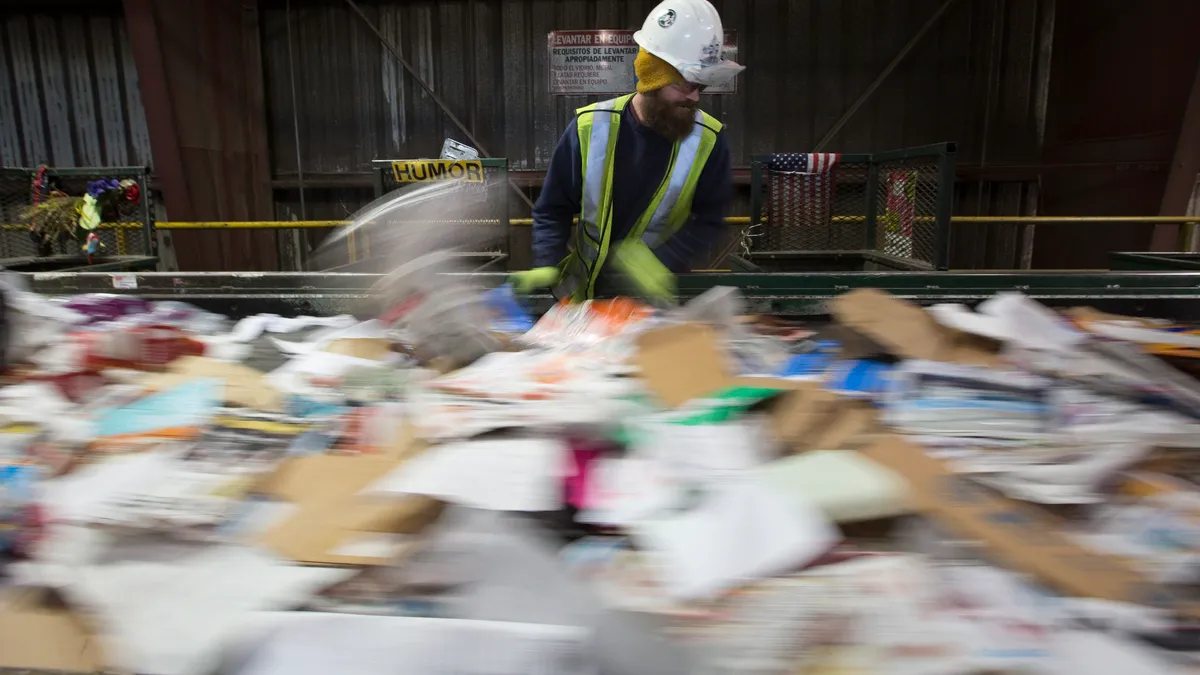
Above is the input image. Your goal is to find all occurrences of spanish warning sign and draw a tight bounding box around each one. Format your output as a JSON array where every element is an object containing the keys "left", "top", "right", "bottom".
[{"left": 547, "top": 30, "right": 737, "bottom": 96}]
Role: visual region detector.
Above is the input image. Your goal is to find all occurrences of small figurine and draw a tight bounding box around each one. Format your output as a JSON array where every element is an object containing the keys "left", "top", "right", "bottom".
[{"left": 82, "top": 232, "right": 105, "bottom": 263}]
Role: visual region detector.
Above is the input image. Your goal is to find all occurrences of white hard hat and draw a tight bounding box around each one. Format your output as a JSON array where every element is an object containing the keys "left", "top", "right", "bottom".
[{"left": 633, "top": 0, "right": 745, "bottom": 88}]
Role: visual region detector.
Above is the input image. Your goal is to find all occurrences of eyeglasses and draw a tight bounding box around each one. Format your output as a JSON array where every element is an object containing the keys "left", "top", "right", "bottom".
[{"left": 670, "top": 81, "right": 707, "bottom": 95}]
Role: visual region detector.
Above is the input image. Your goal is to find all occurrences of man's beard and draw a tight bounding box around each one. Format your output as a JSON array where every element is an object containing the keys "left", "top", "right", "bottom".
[{"left": 641, "top": 92, "right": 697, "bottom": 141}]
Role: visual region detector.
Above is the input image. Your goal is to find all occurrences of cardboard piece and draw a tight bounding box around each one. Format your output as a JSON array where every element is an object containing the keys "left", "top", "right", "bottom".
[
  {"left": 324, "top": 338, "right": 394, "bottom": 361},
  {"left": 140, "top": 356, "right": 283, "bottom": 412},
  {"left": 0, "top": 590, "right": 104, "bottom": 672},
  {"left": 258, "top": 445, "right": 444, "bottom": 566},
  {"left": 338, "top": 494, "right": 445, "bottom": 533},
  {"left": 808, "top": 400, "right": 877, "bottom": 451},
  {"left": 1119, "top": 471, "right": 1200, "bottom": 501},
  {"left": 857, "top": 436, "right": 1188, "bottom": 613},
  {"left": 257, "top": 494, "right": 443, "bottom": 567},
  {"left": 1131, "top": 446, "right": 1200, "bottom": 476},
  {"left": 265, "top": 454, "right": 403, "bottom": 508},
  {"left": 769, "top": 384, "right": 878, "bottom": 453},
  {"left": 770, "top": 384, "right": 839, "bottom": 445},
  {"left": 830, "top": 289, "right": 999, "bottom": 366},
  {"left": 633, "top": 323, "right": 734, "bottom": 407}
]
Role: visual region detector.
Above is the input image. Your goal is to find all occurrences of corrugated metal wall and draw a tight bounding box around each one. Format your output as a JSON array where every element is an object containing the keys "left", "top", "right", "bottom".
[
  {"left": 263, "top": 0, "right": 1049, "bottom": 187},
  {"left": 0, "top": 9, "right": 152, "bottom": 168},
  {"left": 0, "top": 0, "right": 1058, "bottom": 176},
  {"left": 1, "top": 0, "right": 1055, "bottom": 269},
  {"left": 261, "top": 0, "right": 1054, "bottom": 268},
  {"left": 263, "top": 0, "right": 1046, "bottom": 173}
]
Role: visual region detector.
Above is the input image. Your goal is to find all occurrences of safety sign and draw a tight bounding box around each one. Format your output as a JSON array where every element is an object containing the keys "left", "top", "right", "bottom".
[{"left": 390, "top": 160, "right": 485, "bottom": 184}]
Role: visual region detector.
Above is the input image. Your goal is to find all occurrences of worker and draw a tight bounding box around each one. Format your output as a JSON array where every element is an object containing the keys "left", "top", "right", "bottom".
[{"left": 512, "top": 0, "right": 744, "bottom": 302}]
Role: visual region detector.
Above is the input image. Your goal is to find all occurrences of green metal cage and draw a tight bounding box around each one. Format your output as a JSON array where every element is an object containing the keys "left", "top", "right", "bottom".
[
  {"left": 746, "top": 143, "right": 956, "bottom": 271},
  {"left": 0, "top": 165, "right": 157, "bottom": 271}
]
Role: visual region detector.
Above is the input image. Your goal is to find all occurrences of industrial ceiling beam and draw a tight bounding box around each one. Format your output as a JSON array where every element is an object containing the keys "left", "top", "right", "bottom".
[{"left": 1153, "top": 56, "right": 1200, "bottom": 250}]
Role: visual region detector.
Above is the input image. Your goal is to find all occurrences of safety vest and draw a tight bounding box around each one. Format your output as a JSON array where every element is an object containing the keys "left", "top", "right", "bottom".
[{"left": 552, "top": 94, "right": 723, "bottom": 301}]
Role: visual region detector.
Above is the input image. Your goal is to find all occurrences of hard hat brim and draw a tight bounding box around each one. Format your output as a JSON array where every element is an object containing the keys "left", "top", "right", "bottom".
[
  {"left": 681, "top": 60, "right": 745, "bottom": 87},
  {"left": 633, "top": 30, "right": 745, "bottom": 88}
]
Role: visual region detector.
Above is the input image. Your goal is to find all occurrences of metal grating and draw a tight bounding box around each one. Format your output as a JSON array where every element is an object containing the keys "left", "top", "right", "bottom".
[
  {"left": 748, "top": 144, "right": 955, "bottom": 269},
  {"left": 0, "top": 166, "right": 154, "bottom": 261},
  {"left": 759, "top": 160, "right": 871, "bottom": 253},
  {"left": 873, "top": 157, "right": 943, "bottom": 267}
]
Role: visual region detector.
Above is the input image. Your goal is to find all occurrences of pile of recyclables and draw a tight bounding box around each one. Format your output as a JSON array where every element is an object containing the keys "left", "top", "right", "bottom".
[{"left": 3, "top": 269, "right": 1200, "bottom": 675}]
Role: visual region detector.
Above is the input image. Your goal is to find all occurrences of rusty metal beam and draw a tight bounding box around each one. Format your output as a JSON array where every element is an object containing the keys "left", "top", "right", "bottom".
[
  {"left": 813, "top": 0, "right": 961, "bottom": 152},
  {"left": 124, "top": 0, "right": 277, "bottom": 270},
  {"left": 1017, "top": 0, "right": 1057, "bottom": 269},
  {"left": 240, "top": 1, "right": 276, "bottom": 222},
  {"left": 1160, "top": 58, "right": 1200, "bottom": 216},
  {"left": 122, "top": 0, "right": 194, "bottom": 220},
  {"left": 1153, "top": 56, "right": 1200, "bottom": 250}
]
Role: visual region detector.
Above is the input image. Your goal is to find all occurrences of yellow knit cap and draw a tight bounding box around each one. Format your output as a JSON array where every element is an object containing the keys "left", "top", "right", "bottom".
[{"left": 634, "top": 47, "right": 685, "bottom": 93}]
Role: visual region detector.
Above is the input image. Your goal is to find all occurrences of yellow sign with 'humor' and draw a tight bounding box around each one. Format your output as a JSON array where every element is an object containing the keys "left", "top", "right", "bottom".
[{"left": 391, "top": 159, "right": 484, "bottom": 183}]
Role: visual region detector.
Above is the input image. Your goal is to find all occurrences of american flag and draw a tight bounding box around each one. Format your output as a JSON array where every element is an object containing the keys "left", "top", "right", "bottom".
[
  {"left": 766, "top": 153, "right": 840, "bottom": 175},
  {"left": 765, "top": 153, "right": 841, "bottom": 249}
]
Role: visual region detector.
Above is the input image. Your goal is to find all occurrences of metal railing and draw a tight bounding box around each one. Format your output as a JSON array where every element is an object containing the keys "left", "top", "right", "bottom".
[
  {"left": 24, "top": 215, "right": 1198, "bottom": 271},
  {"left": 138, "top": 215, "right": 1200, "bottom": 229}
]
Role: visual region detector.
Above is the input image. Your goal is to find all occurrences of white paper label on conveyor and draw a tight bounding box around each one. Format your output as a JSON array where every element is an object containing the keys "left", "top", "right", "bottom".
[{"left": 111, "top": 274, "right": 138, "bottom": 290}]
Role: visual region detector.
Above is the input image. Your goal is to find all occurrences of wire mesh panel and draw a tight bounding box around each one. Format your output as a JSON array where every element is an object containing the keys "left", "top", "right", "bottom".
[
  {"left": 749, "top": 144, "right": 955, "bottom": 269},
  {"left": 372, "top": 158, "right": 511, "bottom": 258},
  {"left": 874, "top": 156, "right": 944, "bottom": 266},
  {"left": 0, "top": 166, "right": 154, "bottom": 261},
  {"left": 0, "top": 169, "right": 34, "bottom": 259},
  {"left": 755, "top": 153, "right": 871, "bottom": 252}
]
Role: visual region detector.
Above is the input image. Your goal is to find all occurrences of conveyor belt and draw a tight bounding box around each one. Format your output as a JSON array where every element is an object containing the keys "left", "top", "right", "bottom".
[{"left": 23, "top": 270, "right": 1200, "bottom": 320}]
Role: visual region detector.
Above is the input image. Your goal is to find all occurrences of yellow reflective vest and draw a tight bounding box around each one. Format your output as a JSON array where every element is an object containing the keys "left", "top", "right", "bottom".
[{"left": 552, "top": 94, "right": 724, "bottom": 301}]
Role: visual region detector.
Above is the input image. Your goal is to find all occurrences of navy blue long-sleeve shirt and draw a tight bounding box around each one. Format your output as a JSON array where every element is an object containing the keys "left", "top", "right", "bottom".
[{"left": 531, "top": 103, "right": 732, "bottom": 273}]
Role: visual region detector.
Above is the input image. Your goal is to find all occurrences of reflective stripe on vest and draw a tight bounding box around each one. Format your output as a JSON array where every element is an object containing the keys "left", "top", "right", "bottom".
[
  {"left": 635, "top": 108, "right": 706, "bottom": 248},
  {"left": 554, "top": 94, "right": 723, "bottom": 301}
]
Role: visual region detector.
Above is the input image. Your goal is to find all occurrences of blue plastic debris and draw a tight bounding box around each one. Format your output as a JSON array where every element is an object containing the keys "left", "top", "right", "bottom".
[
  {"left": 825, "top": 359, "right": 894, "bottom": 398},
  {"left": 483, "top": 283, "right": 535, "bottom": 333}
]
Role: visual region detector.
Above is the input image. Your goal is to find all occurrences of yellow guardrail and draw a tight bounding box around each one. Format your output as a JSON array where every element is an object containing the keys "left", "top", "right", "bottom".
[
  {"left": 140, "top": 216, "right": 1200, "bottom": 262},
  {"left": 6, "top": 216, "right": 1200, "bottom": 231},
  {"left": 5, "top": 216, "right": 1198, "bottom": 261},
  {"left": 150, "top": 215, "right": 1200, "bottom": 228}
]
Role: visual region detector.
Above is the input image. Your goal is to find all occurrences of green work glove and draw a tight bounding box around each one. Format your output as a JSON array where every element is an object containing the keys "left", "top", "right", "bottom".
[
  {"left": 509, "top": 266, "right": 561, "bottom": 293},
  {"left": 614, "top": 240, "right": 675, "bottom": 300}
]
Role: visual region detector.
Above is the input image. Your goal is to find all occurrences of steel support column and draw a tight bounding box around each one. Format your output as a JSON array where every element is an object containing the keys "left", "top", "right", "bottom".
[
  {"left": 1153, "top": 56, "right": 1200, "bottom": 251},
  {"left": 122, "top": 0, "right": 277, "bottom": 271},
  {"left": 123, "top": 0, "right": 193, "bottom": 221}
]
